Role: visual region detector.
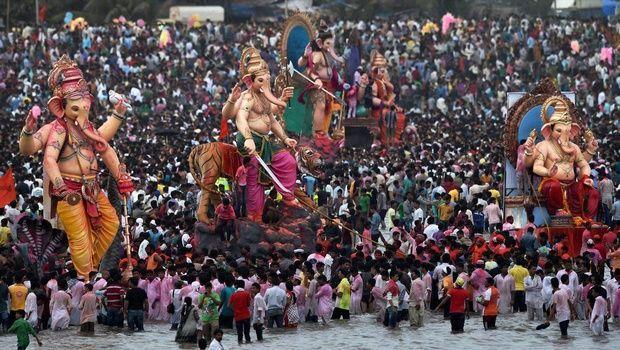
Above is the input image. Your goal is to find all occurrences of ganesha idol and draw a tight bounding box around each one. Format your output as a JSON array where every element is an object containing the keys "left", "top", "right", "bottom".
[
  {"left": 523, "top": 96, "right": 599, "bottom": 220},
  {"left": 18, "top": 55, "right": 133, "bottom": 277},
  {"left": 222, "top": 48, "right": 299, "bottom": 221}
]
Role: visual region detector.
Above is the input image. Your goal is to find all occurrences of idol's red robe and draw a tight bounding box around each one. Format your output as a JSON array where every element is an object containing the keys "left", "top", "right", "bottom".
[{"left": 539, "top": 177, "right": 599, "bottom": 219}]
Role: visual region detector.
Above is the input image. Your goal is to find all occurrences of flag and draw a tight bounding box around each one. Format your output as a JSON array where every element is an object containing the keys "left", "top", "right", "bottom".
[
  {"left": 38, "top": 4, "right": 47, "bottom": 23},
  {"left": 220, "top": 116, "right": 229, "bottom": 139},
  {"left": 0, "top": 168, "right": 17, "bottom": 207}
]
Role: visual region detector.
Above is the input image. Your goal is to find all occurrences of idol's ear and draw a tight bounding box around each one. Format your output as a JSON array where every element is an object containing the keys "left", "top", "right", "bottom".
[
  {"left": 315, "top": 38, "right": 323, "bottom": 49},
  {"left": 540, "top": 124, "right": 551, "bottom": 140},
  {"left": 242, "top": 75, "right": 253, "bottom": 89},
  {"left": 570, "top": 123, "right": 581, "bottom": 140},
  {"left": 47, "top": 96, "right": 64, "bottom": 118}
]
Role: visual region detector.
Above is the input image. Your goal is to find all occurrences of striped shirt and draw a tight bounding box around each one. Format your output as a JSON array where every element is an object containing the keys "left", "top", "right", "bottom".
[{"left": 104, "top": 284, "right": 125, "bottom": 310}]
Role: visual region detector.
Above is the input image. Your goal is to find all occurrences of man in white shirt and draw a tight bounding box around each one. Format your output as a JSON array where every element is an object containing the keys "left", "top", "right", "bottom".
[
  {"left": 251, "top": 282, "right": 266, "bottom": 341},
  {"left": 264, "top": 275, "right": 287, "bottom": 328},
  {"left": 423, "top": 217, "right": 439, "bottom": 239},
  {"left": 413, "top": 200, "right": 424, "bottom": 224},
  {"left": 208, "top": 328, "right": 225, "bottom": 350}
]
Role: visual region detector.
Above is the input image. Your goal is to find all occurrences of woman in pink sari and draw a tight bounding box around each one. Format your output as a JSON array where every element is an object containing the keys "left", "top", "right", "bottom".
[
  {"left": 314, "top": 275, "right": 334, "bottom": 324},
  {"left": 469, "top": 261, "right": 491, "bottom": 314},
  {"left": 370, "top": 279, "right": 387, "bottom": 323},
  {"left": 350, "top": 268, "right": 363, "bottom": 315},
  {"left": 159, "top": 269, "right": 175, "bottom": 321},
  {"left": 293, "top": 278, "right": 307, "bottom": 322},
  {"left": 147, "top": 270, "right": 162, "bottom": 320},
  {"left": 50, "top": 279, "right": 72, "bottom": 331}
]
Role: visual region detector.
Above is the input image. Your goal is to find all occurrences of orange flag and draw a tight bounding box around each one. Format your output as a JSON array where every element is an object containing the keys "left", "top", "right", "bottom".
[{"left": 0, "top": 168, "right": 17, "bottom": 207}]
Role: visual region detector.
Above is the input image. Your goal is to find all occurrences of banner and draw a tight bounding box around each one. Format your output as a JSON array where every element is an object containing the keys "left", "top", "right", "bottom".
[{"left": 0, "top": 168, "right": 17, "bottom": 207}]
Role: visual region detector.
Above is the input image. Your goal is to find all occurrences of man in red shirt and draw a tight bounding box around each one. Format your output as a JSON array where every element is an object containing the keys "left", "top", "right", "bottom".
[
  {"left": 228, "top": 280, "right": 252, "bottom": 345},
  {"left": 435, "top": 277, "right": 469, "bottom": 333},
  {"left": 215, "top": 197, "right": 236, "bottom": 244},
  {"left": 103, "top": 275, "right": 126, "bottom": 328},
  {"left": 383, "top": 270, "right": 400, "bottom": 328}
]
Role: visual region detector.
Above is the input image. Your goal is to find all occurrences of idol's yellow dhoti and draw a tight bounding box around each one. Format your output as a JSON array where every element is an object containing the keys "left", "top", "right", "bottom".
[{"left": 56, "top": 190, "right": 119, "bottom": 277}]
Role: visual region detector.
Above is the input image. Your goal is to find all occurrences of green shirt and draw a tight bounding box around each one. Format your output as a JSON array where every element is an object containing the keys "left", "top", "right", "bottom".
[
  {"left": 198, "top": 292, "right": 221, "bottom": 323},
  {"left": 8, "top": 318, "right": 36, "bottom": 348},
  {"left": 357, "top": 194, "right": 370, "bottom": 214},
  {"left": 403, "top": 177, "right": 413, "bottom": 194},
  {"left": 336, "top": 277, "right": 351, "bottom": 310}
]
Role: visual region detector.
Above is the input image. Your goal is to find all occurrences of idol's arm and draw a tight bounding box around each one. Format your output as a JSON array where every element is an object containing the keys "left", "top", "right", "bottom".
[
  {"left": 97, "top": 101, "right": 128, "bottom": 141},
  {"left": 222, "top": 84, "right": 242, "bottom": 120},
  {"left": 532, "top": 153, "right": 550, "bottom": 178},
  {"left": 100, "top": 147, "right": 122, "bottom": 180},
  {"left": 270, "top": 114, "right": 289, "bottom": 142},
  {"left": 43, "top": 129, "right": 67, "bottom": 191},
  {"left": 236, "top": 96, "right": 257, "bottom": 155},
  {"left": 19, "top": 124, "right": 51, "bottom": 156},
  {"left": 575, "top": 149, "right": 591, "bottom": 178}
]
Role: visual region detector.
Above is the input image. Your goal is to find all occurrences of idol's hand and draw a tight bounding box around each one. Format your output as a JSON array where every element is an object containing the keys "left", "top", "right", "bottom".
[
  {"left": 280, "top": 87, "right": 294, "bottom": 103},
  {"left": 24, "top": 108, "right": 38, "bottom": 133},
  {"left": 585, "top": 139, "right": 598, "bottom": 153},
  {"left": 313, "top": 79, "right": 323, "bottom": 90},
  {"left": 584, "top": 178, "right": 594, "bottom": 187},
  {"left": 113, "top": 95, "right": 128, "bottom": 116},
  {"left": 284, "top": 137, "right": 297, "bottom": 148},
  {"left": 244, "top": 138, "right": 257, "bottom": 156},
  {"left": 549, "top": 164, "right": 558, "bottom": 178},
  {"left": 231, "top": 83, "right": 242, "bottom": 102}
]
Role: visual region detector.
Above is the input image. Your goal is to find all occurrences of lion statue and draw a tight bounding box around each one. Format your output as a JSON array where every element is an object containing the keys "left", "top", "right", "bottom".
[{"left": 188, "top": 142, "right": 323, "bottom": 223}]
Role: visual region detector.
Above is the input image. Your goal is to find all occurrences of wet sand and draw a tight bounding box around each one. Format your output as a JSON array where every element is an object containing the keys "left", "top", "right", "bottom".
[{"left": 1, "top": 311, "right": 617, "bottom": 349}]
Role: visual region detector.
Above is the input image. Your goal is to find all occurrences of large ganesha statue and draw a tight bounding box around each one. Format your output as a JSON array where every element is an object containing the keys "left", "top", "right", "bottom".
[{"left": 522, "top": 96, "right": 599, "bottom": 220}]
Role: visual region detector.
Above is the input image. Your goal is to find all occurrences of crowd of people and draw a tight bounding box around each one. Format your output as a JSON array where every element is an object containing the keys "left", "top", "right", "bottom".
[{"left": 0, "top": 11, "right": 619, "bottom": 349}]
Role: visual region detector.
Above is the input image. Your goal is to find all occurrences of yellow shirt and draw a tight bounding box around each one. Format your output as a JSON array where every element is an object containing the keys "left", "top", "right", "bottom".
[
  {"left": 8, "top": 284, "right": 28, "bottom": 311},
  {"left": 438, "top": 203, "right": 453, "bottom": 222},
  {"left": 489, "top": 189, "right": 501, "bottom": 200},
  {"left": 448, "top": 189, "right": 459, "bottom": 203},
  {"left": 508, "top": 265, "right": 529, "bottom": 291},
  {"left": 0, "top": 226, "right": 10, "bottom": 246}
]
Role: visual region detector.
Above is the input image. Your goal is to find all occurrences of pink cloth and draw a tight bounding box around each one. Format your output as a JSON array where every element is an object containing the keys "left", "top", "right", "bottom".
[
  {"left": 494, "top": 274, "right": 515, "bottom": 314},
  {"left": 613, "top": 289, "right": 620, "bottom": 318},
  {"left": 159, "top": 274, "right": 178, "bottom": 321},
  {"left": 371, "top": 286, "right": 387, "bottom": 322},
  {"left": 350, "top": 274, "right": 363, "bottom": 315},
  {"left": 591, "top": 295, "right": 606, "bottom": 335},
  {"left": 50, "top": 290, "right": 71, "bottom": 330},
  {"left": 422, "top": 273, "right": 432, "bottom": 300},
  {"left": 147, "top": 278, "right": 162, "bottom": 320},
  {"left": 409, "top": 278, "right": 425, "bottom": 306},
  {"left": 246, "top": 151, "right": 297, "bottom": 217},
  {"left": 470, "top": 268, "right": 491, "bottom": 313},
  {"left": 600, "top": 47, "right": 613, "bottom": 65},
  {"left": 138, "top": 279, "right": 148, "bottom": 291},
  {"left": 69, "top": 281, "right": 85, "bottom": 325},
  {"left": 79, "top": 292, "right": 97, "bottom": 324},
  {"left": 294, "top": 285, "right": 307, "bottom": 320},
  {"left": 553, "top": 289, "right": 571, "bottom": 322},
  {"left": 92, "top": 278, "right": 106, "bottom": 292},
  {"left": 516, "top": 144, "right": 527, "bottom": 172},
  {"left": 441, "top": 13, "right": 456, "bottom": 34},
  {"left": 315, "top": 284, "right": 334, "bottom": 319}
]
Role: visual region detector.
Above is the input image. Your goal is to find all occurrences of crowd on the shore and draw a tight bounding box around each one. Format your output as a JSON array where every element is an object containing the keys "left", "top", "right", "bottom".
[{"left": 0, "top": 12, "right": 620, "bottom": 349}]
